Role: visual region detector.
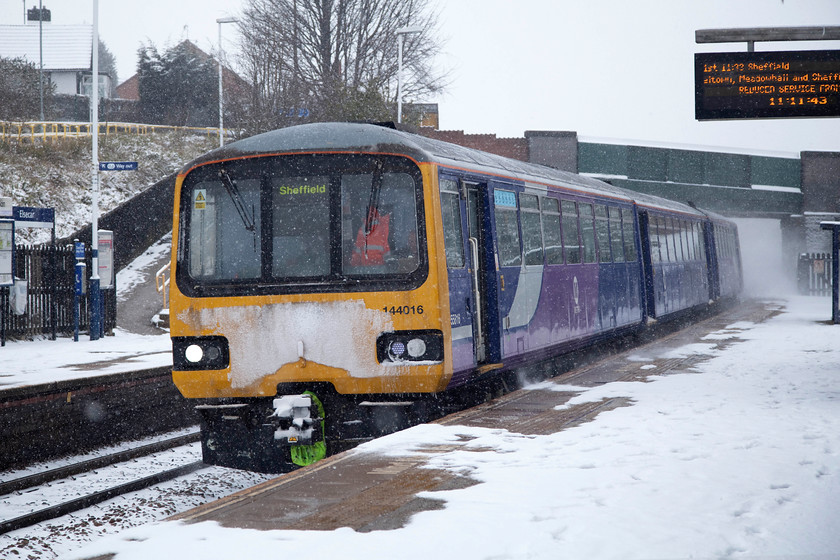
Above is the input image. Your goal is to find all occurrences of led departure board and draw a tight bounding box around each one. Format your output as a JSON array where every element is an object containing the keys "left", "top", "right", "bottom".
[{"left": 695, "top": 50, "right": 840, "bottom": 120}]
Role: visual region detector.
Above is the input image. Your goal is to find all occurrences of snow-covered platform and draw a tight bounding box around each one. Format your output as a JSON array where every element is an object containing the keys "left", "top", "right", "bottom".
[{"left": 72, "top": 296, "right": 840, "bottom": 559}]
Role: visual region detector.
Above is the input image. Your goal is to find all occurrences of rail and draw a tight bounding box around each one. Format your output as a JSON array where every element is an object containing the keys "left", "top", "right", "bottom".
[
  {"left": 0, "top": 121, "right": 227, "bottom": 143},
  {"left": 156, "top": 261, "right": 171, "bottom": 311},
  {"left": 0, "top": 461, "right": 205, "bottom": 535}
]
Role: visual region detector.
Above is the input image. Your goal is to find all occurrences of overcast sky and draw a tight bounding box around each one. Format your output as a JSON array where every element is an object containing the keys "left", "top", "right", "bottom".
[{"left": 1, "top": 0, "right": 838, "bottom": 154}]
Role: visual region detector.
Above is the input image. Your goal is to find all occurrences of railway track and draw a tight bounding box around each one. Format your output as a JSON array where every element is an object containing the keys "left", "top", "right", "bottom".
[{"left": 0, "top": 430, "right": 204, "bottom": 535}]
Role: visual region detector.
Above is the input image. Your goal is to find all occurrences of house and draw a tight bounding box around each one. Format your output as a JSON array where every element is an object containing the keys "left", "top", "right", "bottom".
[
  {"left": 115, "top": 40, "right": 249, "bottom": 103},
  {"left": 0, "top": 23, "right": 111, "bottom": 99}
]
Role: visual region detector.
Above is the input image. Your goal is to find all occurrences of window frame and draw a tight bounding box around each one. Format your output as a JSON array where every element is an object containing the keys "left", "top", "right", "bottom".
[{"left": 177, "top": 153, "right": 428, "bottom": 297}]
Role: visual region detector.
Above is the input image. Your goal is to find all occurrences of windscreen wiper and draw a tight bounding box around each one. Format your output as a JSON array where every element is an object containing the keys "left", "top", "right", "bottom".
[
  {"left": 218, "top": 168, "right": 257, "bottom": 249},
  {"left": 360, "top": 163, "right": 385, "bottom": 258}
]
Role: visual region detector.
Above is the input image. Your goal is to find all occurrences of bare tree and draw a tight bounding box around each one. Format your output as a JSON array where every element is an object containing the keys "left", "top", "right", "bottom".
[{"left": 237, "top": 0, "right": 445, "bottom": 132}]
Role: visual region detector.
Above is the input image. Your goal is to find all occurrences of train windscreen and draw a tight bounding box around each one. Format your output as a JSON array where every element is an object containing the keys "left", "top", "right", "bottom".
[{"left": 178, "top": 154, "right": 426, "bottom": 295}]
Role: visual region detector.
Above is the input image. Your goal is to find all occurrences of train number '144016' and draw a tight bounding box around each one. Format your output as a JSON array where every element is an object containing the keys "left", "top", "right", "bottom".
[{"left": 383, "top": 305, "right": 424, "bottom": 315}]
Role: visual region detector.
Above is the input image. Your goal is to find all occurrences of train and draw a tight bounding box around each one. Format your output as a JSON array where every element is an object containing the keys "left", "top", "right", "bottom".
[{"left": 168, "top": 122, "right": 742, "bottom": 473}]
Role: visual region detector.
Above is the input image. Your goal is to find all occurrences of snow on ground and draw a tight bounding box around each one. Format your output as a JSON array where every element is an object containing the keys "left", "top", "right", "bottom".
[
  {"left": 0, "top": 329, "right": 171, "bottom": 388},
  {"left": 115, "top": 233, "right": 172, "bottom": 304},
  {"left": 68, "top": 295, "right": 840, "bottom": 560}
]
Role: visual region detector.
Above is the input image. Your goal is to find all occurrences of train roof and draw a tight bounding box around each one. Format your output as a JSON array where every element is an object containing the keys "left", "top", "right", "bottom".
[{"left": 186, "top": 122, "right": 714, "bottom": 220}]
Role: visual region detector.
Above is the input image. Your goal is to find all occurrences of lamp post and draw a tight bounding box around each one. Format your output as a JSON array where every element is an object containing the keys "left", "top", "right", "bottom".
[
  {"left": 38, "top": 0, "right": 44, "bottom": 121},
  {"left": 217, "top": 17, "right": 239, "bottom": 147},
  {"left": 90, "top": 0, "right": 101, "bottom": 340},
  {"left": 396, "top": 26, "right": 422, "bottom": 124}
]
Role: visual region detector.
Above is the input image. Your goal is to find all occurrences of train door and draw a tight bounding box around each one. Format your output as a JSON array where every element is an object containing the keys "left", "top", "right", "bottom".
[
  {"left": 466, "top": 182, "right": 490, "bottom": 363},
  {"left": 440, "top": 177, "right": 498, "bottom": 378}
]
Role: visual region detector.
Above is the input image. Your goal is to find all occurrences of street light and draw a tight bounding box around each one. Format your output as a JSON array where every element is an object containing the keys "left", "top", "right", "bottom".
[
  {"left": 90, "top": 0, "right": 101, "bottom": 340},
  {"left": 396, "top": 26, "right": 422, "bottom": 124},
  {"left": 217, "top": 17, "right": 239, "bottom": 147}
]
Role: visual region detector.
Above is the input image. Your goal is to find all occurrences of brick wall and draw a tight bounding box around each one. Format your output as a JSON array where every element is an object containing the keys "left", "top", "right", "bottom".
[{"left": 418, "top": 129, "right": 528, "bottom": 161}]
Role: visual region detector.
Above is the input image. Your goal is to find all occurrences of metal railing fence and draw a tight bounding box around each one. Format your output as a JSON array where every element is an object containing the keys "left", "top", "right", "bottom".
[
  {"left": 0, "top": 244, "right": 116, "bottom": 343},
  {"left": 798, "top": 252, "right": 834, "bottom": 296}
]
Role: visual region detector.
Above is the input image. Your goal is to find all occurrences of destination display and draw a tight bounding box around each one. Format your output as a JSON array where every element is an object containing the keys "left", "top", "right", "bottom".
[{"left": 695, "top": 50, "right": 840, "bottom": 120}]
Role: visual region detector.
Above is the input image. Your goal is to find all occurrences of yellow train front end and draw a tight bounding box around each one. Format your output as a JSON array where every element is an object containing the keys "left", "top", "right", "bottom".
[{"left": 168, "top": 125, "right": 451, "bottom": 472}]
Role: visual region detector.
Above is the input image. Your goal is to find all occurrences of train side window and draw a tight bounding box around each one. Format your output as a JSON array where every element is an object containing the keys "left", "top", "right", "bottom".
[
  {"left": 672, "top": 218, "right": 681, "bottom": 262},
  {"left": 674, "top": 220, "right": 684, "bottom": 262},
  {"left": 520, "top": 194, "right": 543, "bottom": 266},
  {"left": 723, "top": 228, "right": 729, "bottom": 259},
  {"left": 541, "top": 197, "right": 563, "bottom": 265},
  {"left": 687, "top": 223, "right": 697, "bottom": 260},
  {"left": 685, "top": 222, "right": 693, "bottom": 260},
  {"left": 675, "top": 219, "right": 685, "bottom": 262},
  {"left": 726, "top": 229, "right": 733, "bottom": 258},
  {"left": 495, "top": 190, "right": 522, "bottom": 267},
  {"left": 610, "top": 207, "right": 625, "bottom": 263},
  {"left": 662, "top": 218, "right": 672, "bottom": 262},
  {"left": 579, "top": 203, "right": 596, "bottom": 263},
  {"left": 650, "top": 216, "right": 661, "bottom": 263},
  {"left": 622, "top": 209, "right": 637, "bottom": 261},
  {"left": 723, "top": 227, "right": 728, "bottom": 259},
  {"left": 595, "top": 205, "right": 611, "bottom": 263},
  {"left": 695, "top": 223, "right": 705, "bottom": 262},
  {"left": 561, "top": 200, "right": 582, "bottom": 264},
  {"left": 684, "top": 222, "right": 691, "bottom": 260},
  {"left": 722, "top": 228, "right": 729, "bottom": 258},
  {"left": 439, "top": 179, "right": 465, "bottom": 268},
  {"left": 713, "top": 225, "right": 719, "bottom": 257}
]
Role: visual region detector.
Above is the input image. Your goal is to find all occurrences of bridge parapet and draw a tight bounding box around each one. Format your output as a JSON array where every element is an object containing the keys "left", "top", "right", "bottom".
[{"left": 577, "top": 141, "right": 802, "bottom": 218}]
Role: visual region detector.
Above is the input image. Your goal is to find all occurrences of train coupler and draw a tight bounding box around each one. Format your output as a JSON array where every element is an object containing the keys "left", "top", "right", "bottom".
[{"left": 271, "top": 394, "right": 322, "bottom": 445}]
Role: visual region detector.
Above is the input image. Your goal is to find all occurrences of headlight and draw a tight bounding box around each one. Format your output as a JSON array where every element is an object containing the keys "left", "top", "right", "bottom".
[
  {"left": 172, "top": 336, "right": 230, "bottom": 370},
  {"left": 185, "top": 344, "right": 204, "bottom": 363},
  {"left": 406, "top": 338, "right": 426, "bottom": 358},
  {"left": 377, "top": 330, "right": 443, "bottom": 364}
]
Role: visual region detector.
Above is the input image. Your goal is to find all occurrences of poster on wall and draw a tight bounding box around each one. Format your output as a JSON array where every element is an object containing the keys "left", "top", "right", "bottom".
[
  {"left": 98, "top": 230, "right": 114, "bottom": 289},
  {"left": 0, "top": 219, "right": 14, "bottom": 287}
]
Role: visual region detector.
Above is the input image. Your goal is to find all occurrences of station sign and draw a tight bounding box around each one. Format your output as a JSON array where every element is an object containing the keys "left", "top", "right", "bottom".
[
  {"left": 99, "top": 161, "right": 138, "bottom": 171},
  {"left": 695, "top": 50, "right": 840, "bottom": 120},
  {"left": 74, "top": 241, "right": 85, "bottom": 261},
  {"left": 12, "top": 206, "right": 54, "bottom": 229}
]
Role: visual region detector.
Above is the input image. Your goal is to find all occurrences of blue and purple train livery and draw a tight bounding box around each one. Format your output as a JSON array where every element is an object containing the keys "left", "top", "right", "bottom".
[{"left": 169, "top": 122, "right": 742, "bottom": 472}]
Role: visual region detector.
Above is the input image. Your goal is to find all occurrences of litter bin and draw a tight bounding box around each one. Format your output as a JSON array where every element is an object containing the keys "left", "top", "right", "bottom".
[{"left": 10, "top": 278, "right": 27, "bottom": 315}]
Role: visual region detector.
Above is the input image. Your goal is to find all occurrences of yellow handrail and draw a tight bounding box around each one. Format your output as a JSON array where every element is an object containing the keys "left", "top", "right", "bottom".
[
  {"left": 0, "top": 121, "right": 226, "bottom": 144},
  {"left": 155, "top": 261, "right": 171, "bottom": 311}
]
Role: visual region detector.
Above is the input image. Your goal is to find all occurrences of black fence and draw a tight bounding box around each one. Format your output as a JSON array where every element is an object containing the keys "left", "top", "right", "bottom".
[
  {"left": 1, "top": 244, "right": 116, "bottom": 342},
  {"left": 798, "top": 253, "right": 834, "bottom": 296}
]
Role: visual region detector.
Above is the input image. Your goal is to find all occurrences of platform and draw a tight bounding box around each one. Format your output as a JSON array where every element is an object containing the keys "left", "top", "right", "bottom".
[{"left": 171, "top": 299, "right": 778, "bottom": 532}]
